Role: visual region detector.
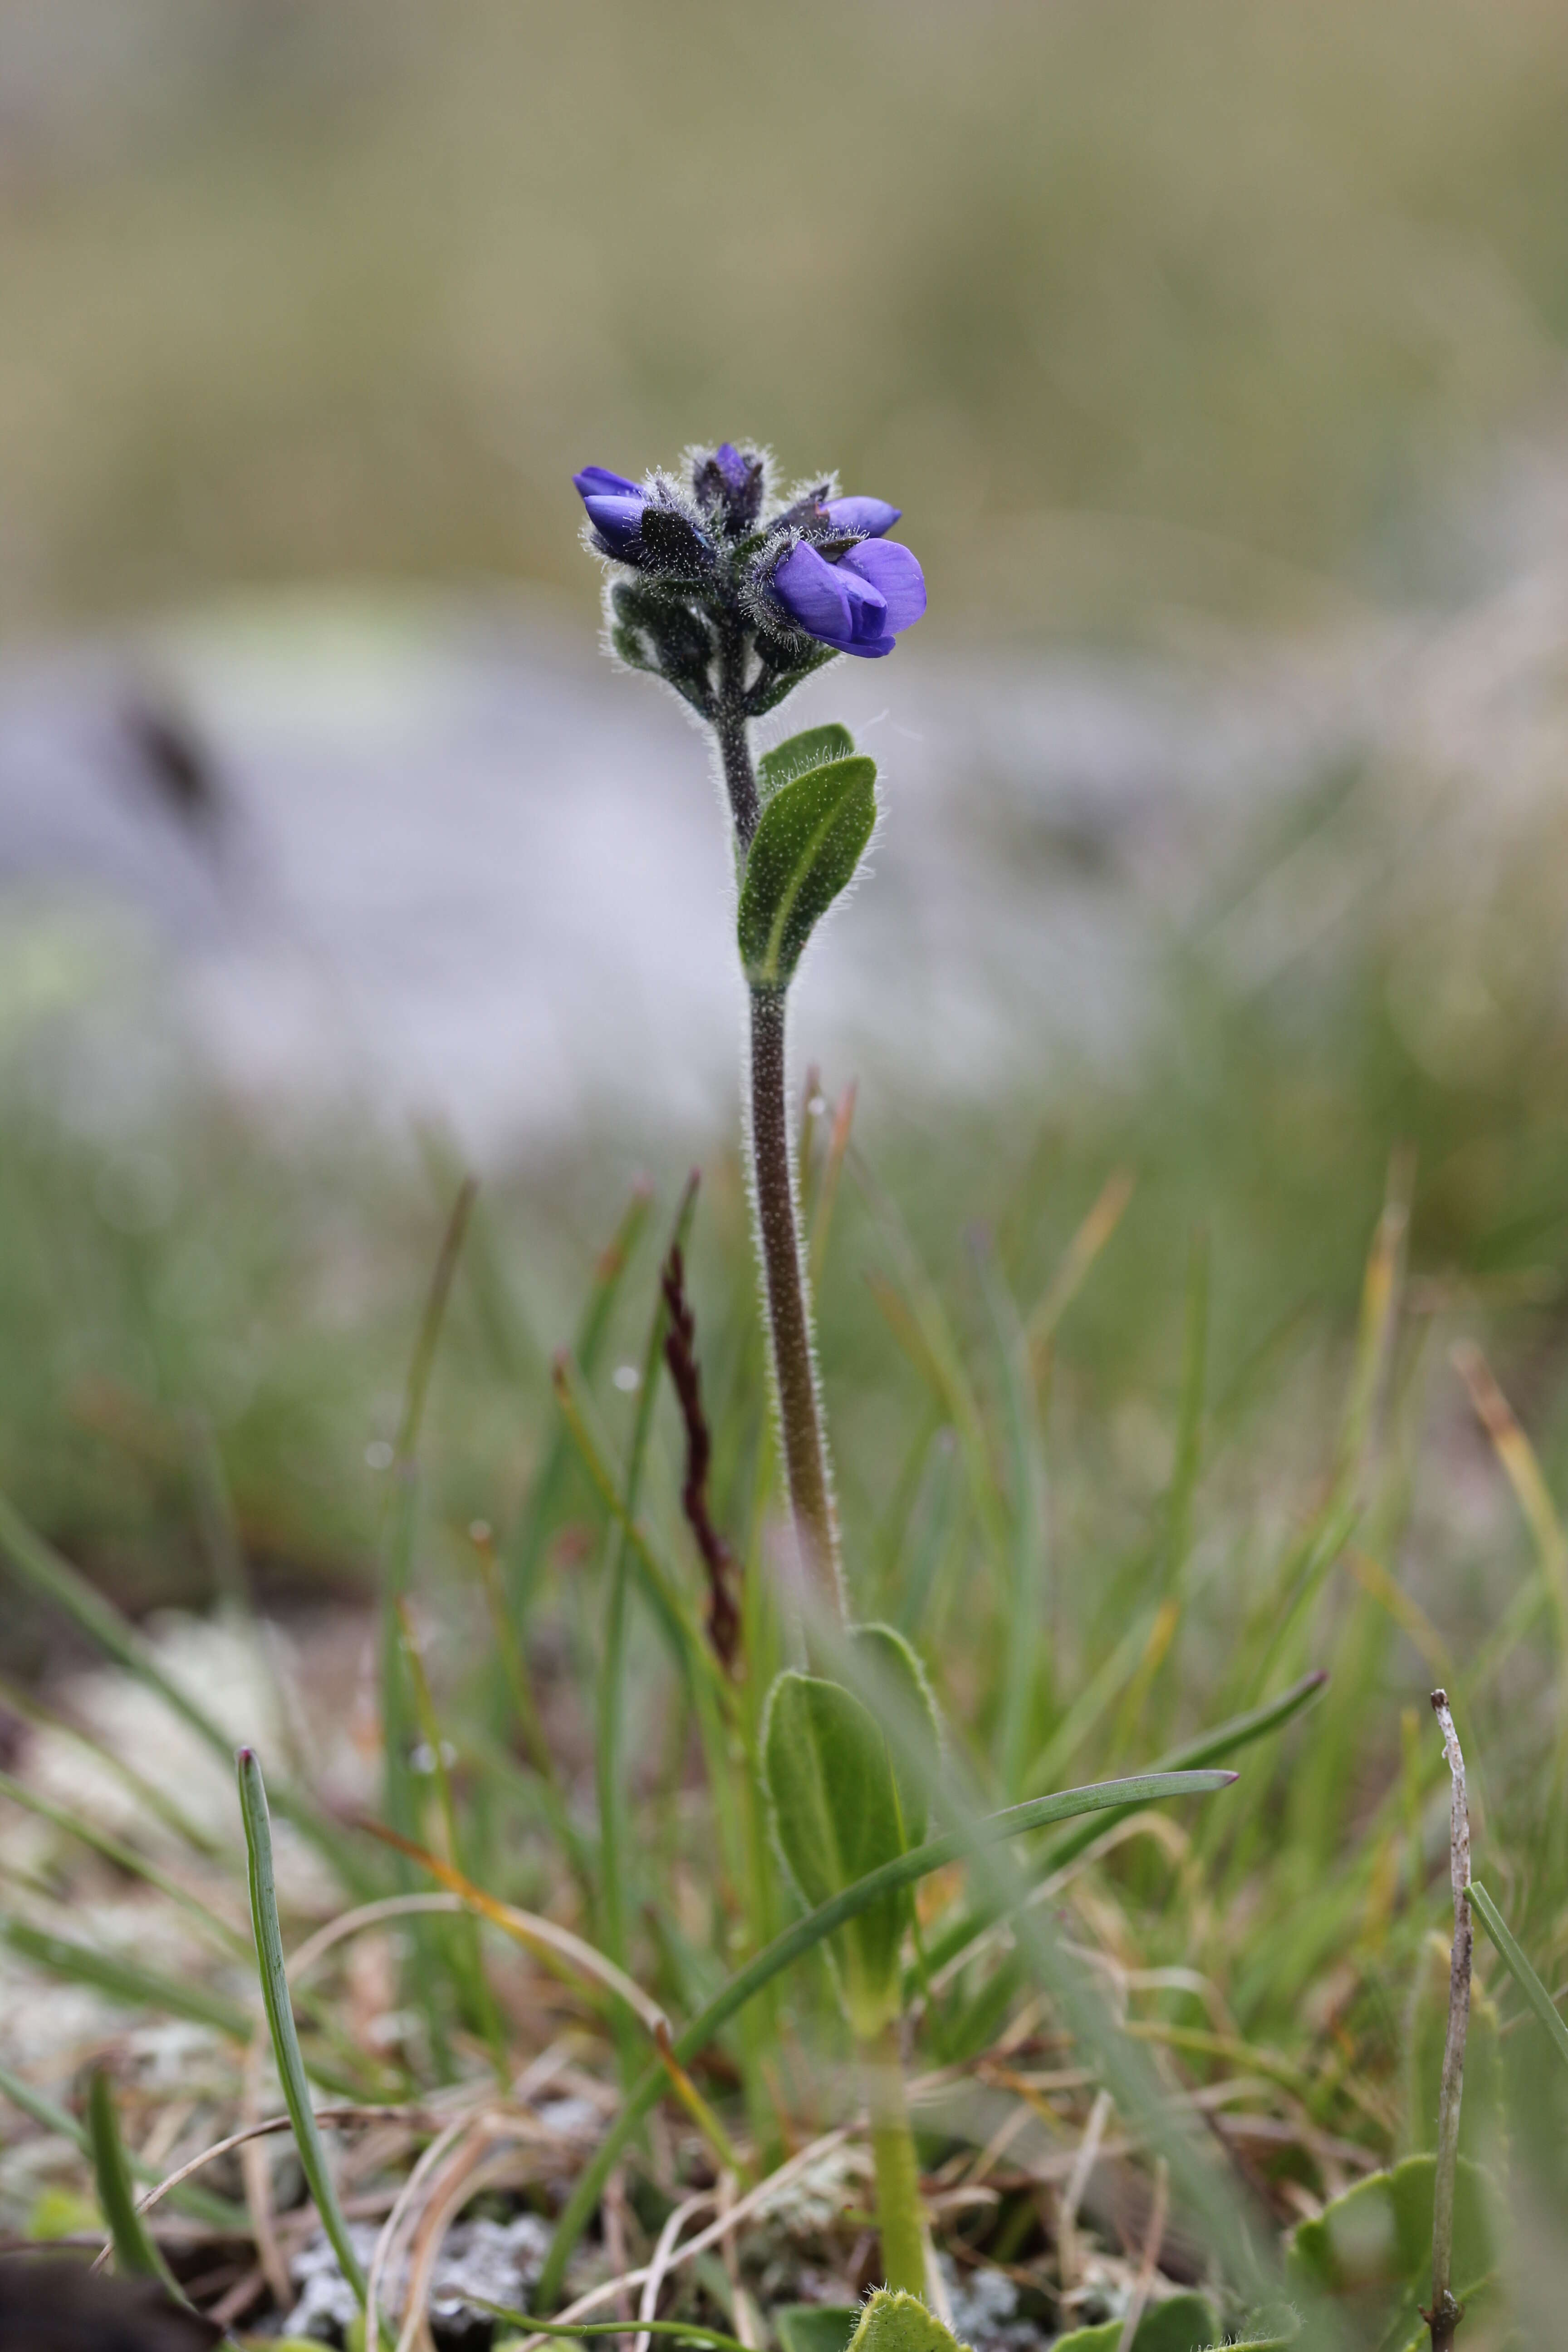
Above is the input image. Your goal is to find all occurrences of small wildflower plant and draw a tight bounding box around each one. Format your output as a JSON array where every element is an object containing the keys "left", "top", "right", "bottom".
[{"left": 576, "top": 439, "right": 940, "bottom": 2293}]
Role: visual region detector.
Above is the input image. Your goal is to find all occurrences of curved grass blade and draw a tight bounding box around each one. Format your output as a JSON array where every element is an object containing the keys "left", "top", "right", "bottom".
[
  {"left": 88, "top": 2066, "right": 179, "bottom": 2289},
  {"left": 1466, "top": 1878, "right": 1568, "bottom": 2073},
  {"left": 921, "top": 1668, "right": 1328, "bottom": 1982},
  {"left": 479, "top": 2312, "right": 751, "bottom": 2352},
  {"left": 534, "top": 1765, "right": 1235, "bottom": 2307},
  {"left": 238, "top": 1745, "right": 386, "bottom": 2344}
]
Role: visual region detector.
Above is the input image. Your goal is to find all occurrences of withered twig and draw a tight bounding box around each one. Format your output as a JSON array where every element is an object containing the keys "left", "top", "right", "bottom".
[
  {"left": 1425, "top": 1688, "right": 1472, "bottom": 2352},
  {"left": 661, "top": 1241, "right": 742, "bottom": 1672}
]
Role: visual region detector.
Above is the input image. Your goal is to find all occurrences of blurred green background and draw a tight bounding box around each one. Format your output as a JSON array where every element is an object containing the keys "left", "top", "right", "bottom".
[
  {"left": 5, "top": 0, "right": 1568, "bottom": 639},
  {"left": 6, "top": 0, "right": 1568, "bottom": 1630}
]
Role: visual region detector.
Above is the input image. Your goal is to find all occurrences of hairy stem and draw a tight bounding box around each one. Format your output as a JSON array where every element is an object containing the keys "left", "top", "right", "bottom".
[
  {"left": 1428, "top": 1688, "right": 1471, "bottom": 2352},
  {"left": 716, "top": 628, "right": 760, "bottom": 847},
  {"left": 749, "top": 983, "right": 844, "bottom": 1616},
  {"left": 862, "top": 2024, "right": 927, "bottom": 2296}
]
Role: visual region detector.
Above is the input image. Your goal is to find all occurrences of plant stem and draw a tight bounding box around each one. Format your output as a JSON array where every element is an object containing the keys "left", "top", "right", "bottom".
[
  {"left": 716, "top": 626, "right": 760, "bottom": 847},
  {"left": 1427, "top": 1688, "right": 1471, "bottom": 2352},
  {"left": 749, "top": 982, "right": 844, "bottom": 1617},
  {"left": 862, "top": 2023, "right": 927, "bottom": 2295}
]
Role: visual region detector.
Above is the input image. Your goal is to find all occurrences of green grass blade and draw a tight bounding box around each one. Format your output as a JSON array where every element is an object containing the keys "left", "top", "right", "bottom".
[
  {"left": 0, "top": 2056, "right": 241, "bottom": 2230},
  {"left": 395, "top": 1599, "right": 507, "bottom": 2076},
  {"left": 0, "top": 1767, "right": 247, "bottom": 1954},
  {"left": 1467, "top": 1878, "right": 1568, "bottom": 2073},
  {"left": 598, "top": 1175, "right": 698, "bottom": 1991},
  {"left": 923, "top": 1668, "right": 1328, "bottom": 1979},
  {"left": 854, "top": 1154, "right": 1008, "bottom": 1571},
  {"left": 535, "top": 1764, "right": 1235, "bottom": 2307},
  {"left": 480, "top": 2312, "right": 751, "bottom": 2352},
  {"left": 87, "top": 2066, "right": 178, "bottom": 2288},
  {"left": 1163, "top": 1222, "right": 1208, "bottom": 1601},
  {"left": 0, "top": 1666, "right": 223, "bottom": 1858},
  {"left": 2, "top": 1917, "right": 252, "bottom": 2041},
  {"left": 976, "top": 1239, "right": 1051, "bottom": 1793},
  {"left": 552, "top": 1352, "right": 723, "bottom": 1695},
  {"left": 237, "top": 1744, "right": 381, "bottom": 2339},
  {"left": 505, "top": 1181, "right": 654, "bottom": 1618},
  {"left": 2, "top": 1915, "right": 374, "bottom": 2103}
]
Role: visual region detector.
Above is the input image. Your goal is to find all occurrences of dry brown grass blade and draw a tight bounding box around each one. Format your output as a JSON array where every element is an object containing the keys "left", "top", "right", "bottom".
[
  {"left": 515, "top": 2125, "right": 857, "bottom": 2350},
  {"left": 366, "top": 2108, "right": 482, "bottom": 2352},
  {"left": 1116, "top": 2156, "right": 1169, "bottom": 2351},
  {"left": 635, "top": 2190, "right": 715, "bottom": 2352},
  {"left": 397, "top": 2131, "right": 534, "bottom": 2352},
  {"left": 1056, "top": 2086, "right": 1112, "bottom": 2299}
]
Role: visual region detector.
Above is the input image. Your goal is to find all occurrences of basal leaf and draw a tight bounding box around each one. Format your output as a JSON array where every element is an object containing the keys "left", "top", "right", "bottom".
[
  {"left": 848, "top": 2289, "right": 970, "bottom": 2352},
  {"left": 764, "top": 1671, "right": 905, "bottom": 2035},
  {"left": 1050, "top": 2294, "right": 1218, "bottom": 2351},
  {"left": 1286, "top": 2153, "right": 1496, "bottom": 2349},
  {"left": 774, "top": 2307, "right": 862, "bottom": 2352},
  {"left": 738, "top": 755, "right": 876, "bottom": 990}
]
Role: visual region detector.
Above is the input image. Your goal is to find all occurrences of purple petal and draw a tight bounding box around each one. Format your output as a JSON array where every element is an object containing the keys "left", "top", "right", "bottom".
[
  {"left": 840, "top": 635, "right": 896, "bottom": 658},
  {"left": 714, "top": 442, "right": 751, "bottom": 492},
  {"left": 583, "top": 493, "right": 647, "bottom": 554},
  {"left": 824, "top": 496, "right": 901, "bottom": 538},
  {"left": 840, "top": 539, "right": 926, "bottom": 634},
  {"left": 574, "top": 466, "right": 642, "bottom": 499},
  {"left": 772, "top": 542, "right": 855, "bottom": 645},
  {"left": 839, "top": 566, "right": 891, "bottom": 646}
]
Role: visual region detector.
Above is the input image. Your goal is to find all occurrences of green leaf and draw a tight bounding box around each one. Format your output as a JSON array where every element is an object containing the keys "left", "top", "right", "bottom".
[
  {"left": 1467, "top": 1877, "right": 1568, "bottom": 2076},
  {"left": 759, "top": 723, "right": 856, "bottom": 804},
  {"left": 1050, "top": 2295, "right": 1218, "bottom": 2350},
  {"left": 1285, "top": 2154, "right": 1496, "bottom": 2348},
  {"left": 763, "top": 1627, "right": 940, "bottom": 2037},
  {"left": 775, "top": 2306, "right": 862, "bottom": 2352},
  {"left": 535, "top": 1763, "right": 1236, "bottom": 2308},
  {"left": 737, "top": 755, "right": 876, "bottom": 990},
  {"left": 848, "top": 2289, "right": 970, "bottom": 2352},
  {"left": 87, "top": 2067, "right": 177, "bottom": 2289}
]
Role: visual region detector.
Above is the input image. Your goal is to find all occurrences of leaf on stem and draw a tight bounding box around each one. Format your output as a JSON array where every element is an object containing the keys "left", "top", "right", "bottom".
[{"left": 737, "top": 754, "right": 877, "bottom": 989}]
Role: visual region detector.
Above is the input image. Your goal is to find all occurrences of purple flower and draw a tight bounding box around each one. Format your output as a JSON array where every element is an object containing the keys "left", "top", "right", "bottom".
[
  {"left": 822, "top": 495, "right": 900, "bottom": 538},
  {"left": 771, "top": 536, "right": 926, "bottom": 660},
  {"left": 574, "top": 466, "right": 648, "bottom": 557}
]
